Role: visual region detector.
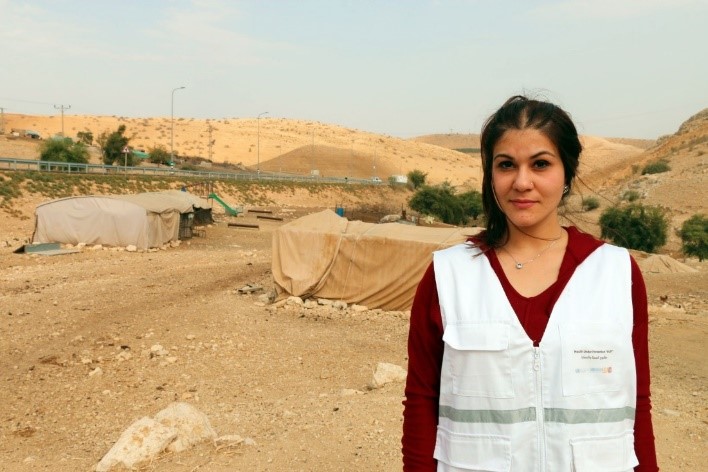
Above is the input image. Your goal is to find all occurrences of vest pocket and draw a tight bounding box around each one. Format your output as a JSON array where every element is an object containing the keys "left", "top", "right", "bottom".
[
  {"left": 570, "top": 431, "right": 639, "bottom": 472},
  {"left": 443, "top": 323, "right": 514, "bottom": 398},
  {"left": 559, "top": 322, "right": 627, "bottom": 396},
  {"left": 434, "top": 428, "right": 511, "bottom": 471}
]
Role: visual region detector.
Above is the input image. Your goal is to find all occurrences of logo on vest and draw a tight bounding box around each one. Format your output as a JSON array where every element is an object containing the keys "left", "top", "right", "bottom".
[{"left": 572, "top": 349, "right": 614, "bottom": 374}]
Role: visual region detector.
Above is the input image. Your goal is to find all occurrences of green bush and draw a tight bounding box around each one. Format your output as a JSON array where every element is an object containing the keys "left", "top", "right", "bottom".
[
  {"left": 407, "top": 169, "right": 427, "bottom": 190},
  {"left": 582, "top": 196, "right": 600, "bottom": 211},
  {"left": 642, "top": 160, "right": 671, "bottom": 175},
  {"left": 409, "top": 184, "right": 481, "bottom": 225},
  {"left": 149, "top": 145, "right": 171, "bottom": 165},
  {"left": 39, "top": 138, "right": 89, "bottom": 164},
  {"left": 599, "top": 204, "right": 668, "bottom": 253},
  {"left": 457, "top": 190, "right": 483, "bottom": 219},
  {"left": 679, "top": 214, "right": 708, "bottom": 261},
  {"left": 621, "top": 190, "right": 641, "bottom": 202}
]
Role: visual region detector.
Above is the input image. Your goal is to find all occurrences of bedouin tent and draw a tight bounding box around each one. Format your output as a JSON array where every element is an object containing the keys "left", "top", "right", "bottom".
[
  {"left": 272, "top": 209, "right": 481, "bottom": 311},
  {"left": 32, "top": 193, "right": 194, "bottom": 250},
  {"left": 158, "top": 190, "right": 214, "bottom": 224}
]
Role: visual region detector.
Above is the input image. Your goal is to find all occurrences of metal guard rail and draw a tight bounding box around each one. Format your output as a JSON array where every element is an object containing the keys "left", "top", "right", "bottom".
[{"left": 0, "top": 157, "right": 379, "bottom": 185}]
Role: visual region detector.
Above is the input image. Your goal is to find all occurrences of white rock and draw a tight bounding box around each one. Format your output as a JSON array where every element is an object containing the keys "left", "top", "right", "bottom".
[
  {"left": 89, "top": 367, "right": 103, "bottom": 377},
  {"left": 150, "top": 344, "right": 169, "bottom": 357},
  {"left": 170, "top": 240, "right": 181, "bottom": 247},
  {"left": 215, "top": 434, "right": 244, "bottom": 445},
  {"left": 351, "top": 304, "right": 368, "bottom": 312},
  {"left": 332, "top": 300, "right": 348, "bottom": 310},
  {"left": 91, "top": 244, "right": 103, "bottom": 251},
  {"left": 287, "top": 296, "right": 304, "bottom": 306},
  {"left": 154, "top": 402, "right": 217, "bottom": 453},
  {"left": 370, "top": 362, "right": 407, "bottom": 389},
  {"left": 317, "top": 298, "right": 333, "bottom": 306},
  {"left": 304, "top": 299, "right": 318, "bottom": 309},
  {"left": 95, "top": 417, "right": 176, "bottom": 472},
  {"left": 126, "top": 245, "right": 137, "bottom": 252}
]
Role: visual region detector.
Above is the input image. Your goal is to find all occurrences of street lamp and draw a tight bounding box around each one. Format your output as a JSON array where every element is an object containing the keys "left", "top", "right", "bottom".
[
  {"left": 171, "top": 86, "right": 186, "bottom": 165},
  {"left": 257, "top": 111, "right": 268, "bottom": 176}
]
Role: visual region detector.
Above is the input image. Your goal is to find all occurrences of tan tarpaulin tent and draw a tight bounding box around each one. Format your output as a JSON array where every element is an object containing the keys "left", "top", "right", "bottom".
[
  {"left": 32, "top": 193, "right": 193, "bottom": 250},
  {"left": 272, "top": 209, "right": 480, "bottom": 311}
]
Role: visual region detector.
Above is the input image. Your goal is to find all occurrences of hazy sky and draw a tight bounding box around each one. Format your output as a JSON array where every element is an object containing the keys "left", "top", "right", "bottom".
[{"left": 1, "top": 0, "right": 706, "bottom": 139}]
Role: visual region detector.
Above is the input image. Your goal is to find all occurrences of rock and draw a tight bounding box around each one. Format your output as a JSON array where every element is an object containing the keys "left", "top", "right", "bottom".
[
  {"left": 370, "top": 362, "right": 407, "bottom": 389},
  {"left": 90, "top": 244, "right": 103, "bottom": 251},
  {"left": 317, "top": 298, "right": 333, "bottom": 306},
  {"left": 95, "top": 417, "right": 177, "bottom": 472},
  {"left": 332, "top": 300, "right": 348, "bottom": 310},
  {"left": 150, "top": 344, "right": 169, "bottom": 357},
  {"left": 351, "top": 304, "right": 368, "bottom": 312},
  {"left": 154, "top": 402, "right": 217, "bottom": 453},
  {"left": 126, "top": 245, "right": 137, "bottom": 252},
  {"left": 286, "top": 296, "right": 304, "bottom": 306},
  {"left": 89, "top": 367, "right": 103, "bottom": 377},
  {"left": 304, "top": 299, "right": 318, "bottom": 309}
]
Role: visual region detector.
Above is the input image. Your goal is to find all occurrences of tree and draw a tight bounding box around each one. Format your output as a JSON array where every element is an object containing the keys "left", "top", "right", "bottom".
[
  {"left": 409, "top": 184, "right": 466, "bottom": 225},
  {"left": 458, "top": 190, "right": 483, "bottom": 220},
  {"left": 407, "top": 169, "right": 427, "bottom": 190},
  {"left": 100, "top": 125, "right": 131, "bottom": 165},
  {"left": 599, "top": 203, "right": 668, "bottom": 253},
  {"left": 76, "top": 130, "right": 94, "bottom": 145},
  {"left": 148, "top": 145, "right": 171, "bottom": 165},
  {"left": 679, "top": 214, "right": 708, "bottom": 261},
  {"left": 39, "top": 137, "right": 89, "bottom": 164}
]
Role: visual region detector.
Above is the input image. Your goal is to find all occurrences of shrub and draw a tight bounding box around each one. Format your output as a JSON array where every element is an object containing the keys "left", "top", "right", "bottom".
[
  {"left": 409, "top": 184, "right": 466, "bottom": 225},
  {"left": 39, "top": 137, "right": 89, "bottom": 164},
  {"left": 407, "top": 169, "right": 427, "bottom": 190},
  {"left": 582, "top": 196, "right": 600, "bottom": 211},
  {"left": 679, "top": 214, "right": 708, "bottom": 261},
  {"left": 621, "top": 190, "right": 641, "bottom": 202},
  {"left": 641, "top": 160, "right": 671, "bottom": 175},
  {"left": 76, "top": 130, "right": 93, "bottom": 145},
  {"left": 148, "top": 145, "right": 171, "bottom": 165},
  {"left": 599, "top": 204, "right": 668, "bottom": 253},
  {"left": 457, "top": 190, "right": 483, "bottom": 219}
]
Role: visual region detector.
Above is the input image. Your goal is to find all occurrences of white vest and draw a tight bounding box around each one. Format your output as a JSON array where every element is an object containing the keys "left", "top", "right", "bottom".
[{"left": 432, "top": 243, "right": 638, "bottom": 472}]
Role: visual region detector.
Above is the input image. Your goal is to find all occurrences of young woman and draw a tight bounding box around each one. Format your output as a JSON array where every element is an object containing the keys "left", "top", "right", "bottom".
[{"left": 402, "top": 96, "right": 658, "bottom": 471}]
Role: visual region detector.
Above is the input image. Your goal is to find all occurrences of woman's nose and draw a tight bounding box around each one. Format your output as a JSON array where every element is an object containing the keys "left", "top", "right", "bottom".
[{"left": 512, "top": 167, "right": 533, "bottom": 191}]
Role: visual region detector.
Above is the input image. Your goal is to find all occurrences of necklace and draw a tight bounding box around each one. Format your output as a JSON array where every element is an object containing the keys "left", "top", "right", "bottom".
[{"left": 502, "top": 238, "right": 559, "bottom": 270}]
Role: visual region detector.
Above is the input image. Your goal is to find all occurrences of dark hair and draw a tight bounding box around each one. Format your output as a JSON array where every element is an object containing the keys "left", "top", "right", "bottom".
[{"left": 479, "top": 95, "right": 582, "bottom": 247}]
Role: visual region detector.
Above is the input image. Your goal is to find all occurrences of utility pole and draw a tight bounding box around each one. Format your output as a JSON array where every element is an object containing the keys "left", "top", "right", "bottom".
[
  {"left": 207, "top": 122, "right": 214, "bottom": 162},
  {"left": 0, "top": 107, "right": 5, "bottom": 134},
  {"left": 54, "top": 104, "right": 71, "bottom": 136}
]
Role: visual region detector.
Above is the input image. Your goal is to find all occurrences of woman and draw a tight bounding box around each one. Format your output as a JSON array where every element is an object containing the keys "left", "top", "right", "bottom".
[{"left": 402, "top": 96, "right": 658, "bottom": 471}]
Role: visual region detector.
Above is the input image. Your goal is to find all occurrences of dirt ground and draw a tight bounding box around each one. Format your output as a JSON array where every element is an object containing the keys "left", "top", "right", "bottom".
[{"left": 0, "top": 204, "right": 706, "bottom": 472}]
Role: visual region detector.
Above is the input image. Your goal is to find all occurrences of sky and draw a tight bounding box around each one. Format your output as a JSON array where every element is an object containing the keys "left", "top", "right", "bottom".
[{"left": 0, "top": 0, "right": 706, "bottom": 139}]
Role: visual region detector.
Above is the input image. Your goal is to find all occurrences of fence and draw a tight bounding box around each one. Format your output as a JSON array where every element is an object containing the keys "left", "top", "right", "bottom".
[{"left": 0, "top": 157, "right": 376, "bottom": 185}]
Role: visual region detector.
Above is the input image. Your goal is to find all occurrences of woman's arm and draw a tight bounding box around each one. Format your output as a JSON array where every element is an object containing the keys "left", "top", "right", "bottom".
[
  {"left": 402, "top": 263, "right": 444, "bottom": 471},
  {"left": 630, "top": 257, "right": 659, "bottom": 471}
]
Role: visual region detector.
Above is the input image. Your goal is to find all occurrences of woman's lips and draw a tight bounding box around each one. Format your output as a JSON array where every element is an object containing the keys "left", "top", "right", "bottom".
[{"left": 510, "top": 199, "right": 535, "bottom": 209}]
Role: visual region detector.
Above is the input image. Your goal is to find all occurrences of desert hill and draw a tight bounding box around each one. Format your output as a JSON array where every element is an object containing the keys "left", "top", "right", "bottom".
[{"left": 2, "top": 113, "right": 658, "bottom": 189}]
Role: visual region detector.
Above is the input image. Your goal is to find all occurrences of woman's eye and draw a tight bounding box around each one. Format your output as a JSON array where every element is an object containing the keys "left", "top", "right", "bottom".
[
  {"left": 534, "top": 160, "right": 550, "bottom": 169},
  {"left": 497, "top": 160, "right": 514, "bottom": 169}
]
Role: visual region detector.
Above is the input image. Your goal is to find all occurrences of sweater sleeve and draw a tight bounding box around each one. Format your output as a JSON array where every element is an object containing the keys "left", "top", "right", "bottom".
[
  {"left": 630, "top": 257, "right": 659, "bottom": 471},
  {"left": 402, "top": 263, "right": 443, "bottom": 471}
]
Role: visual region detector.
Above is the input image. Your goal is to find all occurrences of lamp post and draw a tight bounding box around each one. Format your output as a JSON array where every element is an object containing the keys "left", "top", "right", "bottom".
[
  {"left": 257, "top": 111, "right": 268, "bottom": 177},
  {"left": 171, "top": 86, "right": 186, "bottom": 165}
]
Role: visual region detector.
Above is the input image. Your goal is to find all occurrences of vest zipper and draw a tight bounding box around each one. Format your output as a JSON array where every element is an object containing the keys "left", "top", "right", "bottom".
[{"left": 533, "top": 347, "right": 546, "bottom": 471}]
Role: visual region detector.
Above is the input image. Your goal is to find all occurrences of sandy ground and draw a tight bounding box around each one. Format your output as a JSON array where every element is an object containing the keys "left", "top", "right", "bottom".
[{"left": 0, "top": 202, "right": 706, "bottom": 471}]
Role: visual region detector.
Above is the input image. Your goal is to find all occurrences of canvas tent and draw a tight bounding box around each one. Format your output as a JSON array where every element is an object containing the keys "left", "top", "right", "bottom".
[
  {"left": 158, "top": 190, "right": 214, "bottom": 225},
  {"left": 272, "top": 209, "right": 479, "bottom": 311},
  {"left": 32, "top": 193, "right": 194, "bottom": 250}
]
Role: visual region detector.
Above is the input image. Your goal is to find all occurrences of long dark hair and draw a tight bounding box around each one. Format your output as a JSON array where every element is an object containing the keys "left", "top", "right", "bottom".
[{"left": 479, "top": 95, "right": 582, "bottom": 248}]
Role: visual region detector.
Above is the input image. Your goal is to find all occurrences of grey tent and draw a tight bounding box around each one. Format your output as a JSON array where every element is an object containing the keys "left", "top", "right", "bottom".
[{"left": 32, "top": 193, "right": 194, "bottom": 250}]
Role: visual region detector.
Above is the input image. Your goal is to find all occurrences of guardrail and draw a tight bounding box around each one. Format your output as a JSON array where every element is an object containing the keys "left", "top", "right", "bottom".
[{"left": 0, "top": 157, "right": 379, "bottom": 185}]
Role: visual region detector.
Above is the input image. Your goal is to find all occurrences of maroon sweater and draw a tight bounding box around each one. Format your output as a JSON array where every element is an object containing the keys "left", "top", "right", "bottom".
[{"left": 402, "top": 227, "right": 658, "bottom": 471}]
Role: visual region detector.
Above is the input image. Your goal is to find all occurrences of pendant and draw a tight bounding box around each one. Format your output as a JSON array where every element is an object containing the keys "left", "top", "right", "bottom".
[{"left": 515, "top": 263, "right": 523, "bottom": 269}]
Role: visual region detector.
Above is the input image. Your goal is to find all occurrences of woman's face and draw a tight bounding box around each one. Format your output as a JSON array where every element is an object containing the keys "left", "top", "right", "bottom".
[{"left": 491, "top": 128, "right": 566, "bottom": 235}]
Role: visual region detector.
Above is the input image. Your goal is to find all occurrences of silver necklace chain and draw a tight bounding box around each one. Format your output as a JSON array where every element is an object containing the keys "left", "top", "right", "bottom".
[{"left": 502, "top": 238, "right": 559, "bottom": 270}]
